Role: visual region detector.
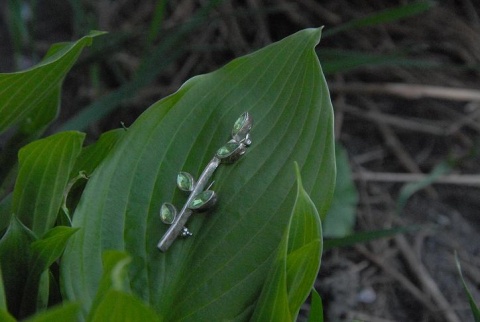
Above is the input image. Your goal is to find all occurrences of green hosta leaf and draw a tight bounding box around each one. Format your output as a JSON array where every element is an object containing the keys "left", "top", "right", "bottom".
[
  {"left": 0, "top": 31, "right": 105, "bottom": 135},
  {"left": 0, "top": 310, "right": 16, "bottom": 322},
  {"left": 323, "top": 143, "right": 358, "bottom": 237},
  {"left": 71, "top": 129, "right": 125, "bottom": 178},
  {"left": 0, "top": 217, "right": 35, "bottom": 317},
  {"left": 61, "top": 28, "right": 335, "bottom": 320},
  {"left": 0, "top": 32, "right": 103, "bottom": 189},
  {"left": 60, "top": 129, "right": 125, "bottom": 224},
  {"left": 90, "top": 290, "right": 160, "bottom": 322},
  {"left": 22, "top": 302, "right": 80, "bottom": 322},
  {"left": 88, "top": 251, "right": 160, "bottom": 322},
  {"left": 88, "top": 251, "right": 132, "bottom": 319},
  {"left": 307, "top": 289, "right": 324, "bottom": 322},
  {"left": 251, "top": 164, "right": 323, "bottom": 321},
  {"left": 13, "top": 131, "right": 85, "bottom": 236},
  {"left": 30, "top": 227, "right": 79, "bottom": 272},
  {"left": 0, "top": 194, "right": 12, "bottom": 234},
  {"left": 0, "top": 266, "right": 7, "bottom": 310},
  {"left": 19, "top": 227, "right": 78, "bottom": 317}
]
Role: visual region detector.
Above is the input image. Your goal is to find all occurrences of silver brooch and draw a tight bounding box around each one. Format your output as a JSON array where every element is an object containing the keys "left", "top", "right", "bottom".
[{"left": 157, "top": 112, "right": 253, "bottom": 252}]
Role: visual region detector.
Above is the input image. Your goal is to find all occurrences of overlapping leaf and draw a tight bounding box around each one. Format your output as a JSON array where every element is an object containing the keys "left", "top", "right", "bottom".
[
  {"left": 22, "top": 303, "right": 80, "bottom": 322},
  {"left": 0, "top": 31, "right": 104, "bottom": 135},
  {"left": 307, "top": 289, "right": 324, "bottom": 322},
  {"left": 61, "top": 28, "right": 335, "bottom": 320},
  {"left": 0, "top": 217, "right": 35, "bottom": 317},
  {"left": 251, "top": 164, "right": 323, "bottom": 321},
  {"left": 87, "top": 251, "right": 161, "bottom": 322},
  {"left": 13, "top": 131, "right": 85, "bottom": 236},
  {"left": 0, "top": 217, "right": 77, "bottom": 319},
  {"left": 20, "top": 227, "right": 78, "bottom": 317}
]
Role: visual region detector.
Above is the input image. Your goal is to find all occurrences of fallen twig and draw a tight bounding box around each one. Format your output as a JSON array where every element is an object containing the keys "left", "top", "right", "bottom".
[
  {"left": 331, "top": 83, "right": 480, "bottom": 102},
  {"left": 395, "top": 235, "right": 461, "bottom": 322},
  {"left": 353, "top": 171, "right": 480, "bottom": 187}
]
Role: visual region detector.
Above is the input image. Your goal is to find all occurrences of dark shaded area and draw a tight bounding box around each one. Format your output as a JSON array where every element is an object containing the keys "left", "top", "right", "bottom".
[{"left": 1, "top": 1, "right": 480, "bottom": 321}]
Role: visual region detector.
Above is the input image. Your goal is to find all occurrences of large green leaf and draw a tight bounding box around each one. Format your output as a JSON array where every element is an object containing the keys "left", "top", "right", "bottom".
[
  {"left": 0, "top": 31, "right": 104, "bottom": 135},
  {"left": 61, "top": 28, "right": 335, "bottom": 320},
  {"left": 12, "top": 131, "right": 85, "bottom": 236},
  {"left": 250, "top": 164, "right": 323, "bottom": 321}
]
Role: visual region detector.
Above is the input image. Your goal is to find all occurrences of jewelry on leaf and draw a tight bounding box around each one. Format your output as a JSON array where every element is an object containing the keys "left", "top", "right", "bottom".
[{"left": 157, "top": 112, "right": 253, "bottom": 252}]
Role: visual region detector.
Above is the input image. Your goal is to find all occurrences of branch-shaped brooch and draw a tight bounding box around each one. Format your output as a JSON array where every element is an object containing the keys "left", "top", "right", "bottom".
[{"left": 157, "top": 112, "right": 253, "bottom": 252}]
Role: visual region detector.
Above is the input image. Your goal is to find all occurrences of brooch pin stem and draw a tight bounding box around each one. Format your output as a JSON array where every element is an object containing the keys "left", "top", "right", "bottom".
[
  {"left": 157, "top": 112, "right": 253, "bottom": 252},
  {"left": 157, "top": 157, "right": 220, "bottom": 252}
]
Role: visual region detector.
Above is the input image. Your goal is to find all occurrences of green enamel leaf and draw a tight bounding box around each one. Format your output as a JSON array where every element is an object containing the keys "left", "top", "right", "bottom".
[
  {"left": 176, "top": 172, "right": 195, "bottom": 192},
  {"left": 216, "top": 141, "right": 241, "bottom": 159},
  {"left": 188, "top": 190, "right": 216, "bottom": 211},
  {"left": 251, "top": 163, "right": 323, "bottom": 321},
  {"left": 0, "top": 31, "right": 105, "bottom": 135},
  {"left": 231, "top": 112, "right": 253, "bottom": 143},
  {"left": 13, "top": 131, "right": 85, "bottom": 236},
  {"left": 159, "top": 203, "right": 177, "bottom": 225},
  {"left": 61, "top": 28, "right": 335, "bottom": 320}
]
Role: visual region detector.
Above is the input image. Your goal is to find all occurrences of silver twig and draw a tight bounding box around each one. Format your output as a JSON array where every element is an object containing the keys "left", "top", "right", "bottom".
[{"left": 157, "top": 112, "right": 253, "bottom": 252}]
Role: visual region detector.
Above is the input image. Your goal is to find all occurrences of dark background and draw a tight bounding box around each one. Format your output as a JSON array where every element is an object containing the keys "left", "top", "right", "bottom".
[{"left": 1, "top": 1, "right": 480, "bottom": 321}]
